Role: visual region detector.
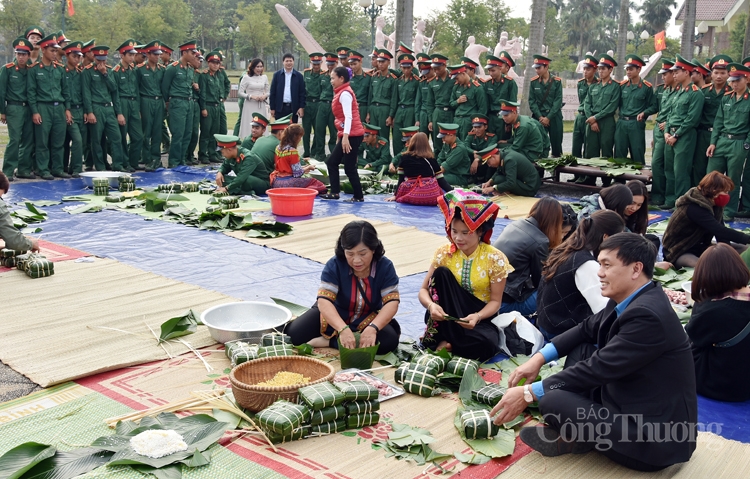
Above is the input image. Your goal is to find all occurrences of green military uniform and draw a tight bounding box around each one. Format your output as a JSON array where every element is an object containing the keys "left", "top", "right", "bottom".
[
  {"left": 112, "top": 41, "right": 143, "bottom": 171},
  {"left": 28, "top": 35, "right": 71, "bottom": 178},
  {"left": 217, "top": 63, "right": 231, "bottom": 133},
  {"left": 707, "top": 65, "right": 750, "bottom": 218},
  {"left": 583, "top": 80, "right": 619, "bottom": 159},
  {"left": 643, "top": 58, "right": 676, "bottom": 206},
  {"left": 483, "top": 53, "right": 518, "bottom": 140},
  {"left": 242, "top": 132, "right": 279, "bottom": 172},
  {"left": 664, "top": 55, "right": 705, "bottom": 207},
  {"left": 184, "top": 53, "right": 203, "bottom": 165},
  {"left": 393, "top": 54, "right": 419, "bottom": 147},
  {"left": 572, "top": 55, "right": 598, "bottom": 158},
  {"left": 368, "top": 50, "right": 398, "bottom": 150},
  {"left": 216, "top": 135, "right": 270, "bottom": 195},
  {"left": 160, "top": 45, "right": 173, "bottom": 150},
  {"left": 62, "top": 42, "right": 85, "bottom": 176},
  {"left": 613, "top": 54, "right": 653, "bottom": 164},
  {"left": 696, "top": 81, "right": 731, "bottom": 185},
  {"left": 528, "top": 55, "right": 563, "bottom": 156},
  {"left": 303, "top": 53, "right": 323, "bottom": 158},
  {"left": 314, "top": 57, "right": 337, "bottom": 159},
  {"left": 415, "top": 72, "right": 434, "bottom": 135},
  {"left": 82, "top": 47, "right": 127, "bottom": 171},
  {"left": 137, "top": 41, "right": 166, "bottom": 171},
  {"left": 436, "top": 123, "right": 471, "bottom": 186},
  {"left": 358, "top": 124, "right": 392, "bottom": 171},
  {"left": 503, "top": 112, "right": 545, "bottom": 162},
  {"left": 449, "top": 65, "right": 483, "bottom": 140},
  {"left": 479, "top": 145, "right": 540, "bottom": 197},
  {"left": 428, "top": 55, "right": 454, "bottom": 155},
  {"left": 161, "top": 41, "right": 197, "bottom": 167},
  {"left": 348, "top": 51, "right": 370, "bottom": 123},
  {"left": 390, "top": 127, "right": 418, "bottom": 170},
  {"left": 198, "top": 53, "right": 226, "bottom": 164},
  {"left": 465, "top": 115, "right": 497, "bottom": 183},
  {"left": 0, "top": 40, "right": 34, "bottom": 178}
]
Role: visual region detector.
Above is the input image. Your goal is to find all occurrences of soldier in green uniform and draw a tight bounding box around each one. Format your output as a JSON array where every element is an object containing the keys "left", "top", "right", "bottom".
[
  {"left": 528, "top": 54, "right": 563, "bottom": 157},
  {"left": 214, "top": 134, "right": 270, "bottom": 195},
  {"left": 465, "top": 114, "right": 497, "bottom": 183},
  {"left": 348, "top": 50, "right": 370, "bottom": 124},
  {"left": 113, "top": 39, "right": 143, "bottom": 172},
  {"left": 82, "top": 46, "right": 127, "bottom": 171},
  {"left": 215, "top": 50, "right": 231, "bottom": 135},
  {"left": 614, "top": 54, "right": 653, "bottom": 165},
  {"left": 198, "top": 51, "right": 226, "bottom": 164},
  {"left": 706, "top": 63, "right": 750, "bottom": 220},
  {"left": 183, "top": 48, "right": 204, "bottom": 165},
  {"left": 483, "top": 53, "right": 517, "bottom": 140},
  {"left": 358, "top": 123, "right": 392, "bottom": 171},
  {"left": 62, "top": 41, "right": 85, "bottom": 177},
  {"left": 337, "top": 46, "right": 350, "bottom": 67},
  {"left": 25, "top": 26, "right": 43, "bottom": 65},
  {"left": 583, "top": 54, "right": 620, "bottom": 163},
  {"left": 498, "top": 100, "right": 546, "bottom": 162},
  {"left": 79, "top": 40, "right": 97, "bottom": 170},
  {"left": 415, "top": 54, "right": 434, "bottom": 135},
  {"left": 449, "top": 64, "right": 482, "bottom": 140},
  {"left": 642, "top": 58, "right": 676, "bottom": 206},
  {"left": 461, "top": 56, "right": 488, "bottom": 116},
  {"left": 303, "top": 53, "right": 323, "bottom": 158},
  {"left": 393, "top": 53, "right": 419, "bottom": 147},
  {"left": 428, "top": 54, "right": 454, "bottom": 155},
  {"left": 367, "top": 49, "right": 398, "bottom": 151},
  {"left": 690, "top": 60, "right": 710, "bottom": 88},
  {"left": 242, "top": 117, "right": 289, "bottom": 171},
  {"left": 664, "top": 55, "right": 705, "bottom": 208},
  {"left": 0, "top": 38, "right": 35, "bottom": 180},
  {"left": 27, "top": 34, "right": 71, "bottom": 179},
  {"left": 436, "top": 123, "right": 471, "bottom": 186},
  {"left": 238, "top": 113, "right": 268, "bottom": 154},
  {"left": 313, "top": 53, "right": 338, "bottom": 159},
  {"left": 137, "top": 40, "right": 166, "bottom": 171},
  {"left": 479, "top": 144, "right": 541, "bottom": 197},
  {"left": 161, "top": 41, "right": 198, "bottom": 167},
  {"left": 160, "top": 44, "right": 173, "bottom": 153},
  {"left": 572, "top": 55, "right": 598, "bottom": 158},
  {"left": 694, "top": 55, "right": 731, "bottom": 187}
]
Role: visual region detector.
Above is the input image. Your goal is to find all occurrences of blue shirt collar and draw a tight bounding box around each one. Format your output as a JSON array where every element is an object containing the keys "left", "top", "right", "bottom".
[{"left": 614, "top": 281, "right": 651, "bottom": 317}]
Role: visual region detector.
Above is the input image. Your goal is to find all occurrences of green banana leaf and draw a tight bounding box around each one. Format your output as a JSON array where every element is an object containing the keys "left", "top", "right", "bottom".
[
  {"left": 27, "top": 200, "right": 61, "bottom": 207},
  {"left": 0, "top": 442, "right": 56, "bottom": 479},
  {"left": 23, "top": 202, "right": 48, "bottom": 216},
  {"left": 453, "top": 451, "right": 492, "bottom": 465},
  {"left": 158, "top": 310, "right": 202, "bottom": 343},
  {"left": 20, "top": 227, "right": 43, "bottom": 234},
  {"left": 270, "top": 297, "right": 310, "bottom": 318},
  {"left": 11, "top": 217, "right": 27, "bottom": 229},
  {"left": 67, "top": 204, "right": 103, "bottom": 214},
  {"left": 20, "top": 447, "right": 115, "bottom": 479},
  {"left": 453, "top": 407, "right": 516, "bottom": 458},
  {"left": 61, "top": 196, "right": 91, "bottom": 202}
]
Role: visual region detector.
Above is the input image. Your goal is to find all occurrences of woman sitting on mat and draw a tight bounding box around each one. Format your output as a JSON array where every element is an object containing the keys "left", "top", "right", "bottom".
[
  {"left": 0, "top": 173, "right": 39, "bottom": 252},
  {"left": 418, "top": 190, "right": 513, "bottom": 361},
  {"left": 492, "top": 197, "right": 563, "bottom": 317},
  {"left": 386, "top": 132, "right": 452, "bottom": 204},
  {"left": 535, "top": 210, "right": 625, "bottom": 339},
  {"left": 577, "top": 183, "right": 633, "bottom": 221},
  {"left": 662, "top": 172, "right": 750, "bottom": 268},
  {"left": 624, "top": 180, "right": 670, "bottom": 266},
  {"left": 269, "top": 124, "right": 327, "bottom": 193},
  {"left": 285, "top": 221, "right": 401, "bottom": 354},
  {"left": 686, "top": 243, "right": 750, "bottom": 402}
]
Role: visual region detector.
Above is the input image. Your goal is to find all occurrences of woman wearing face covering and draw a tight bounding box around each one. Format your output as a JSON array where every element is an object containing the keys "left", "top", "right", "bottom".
[{"left": 662, "top": 171, "right": 750, "bottom": 268}]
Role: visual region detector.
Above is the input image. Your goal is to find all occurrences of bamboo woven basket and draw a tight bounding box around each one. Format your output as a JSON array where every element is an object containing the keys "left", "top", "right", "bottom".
[{"left": 230, "top": 356, "right": 335, "bottom": 412}]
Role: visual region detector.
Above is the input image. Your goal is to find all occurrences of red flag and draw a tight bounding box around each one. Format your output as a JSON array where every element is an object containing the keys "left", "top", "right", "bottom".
[
  {"left": 67, "top": 0, "right": 74, "bottom": 16},
  {"left": 654, "top": 31, "right": 666, "bottom": 52}
]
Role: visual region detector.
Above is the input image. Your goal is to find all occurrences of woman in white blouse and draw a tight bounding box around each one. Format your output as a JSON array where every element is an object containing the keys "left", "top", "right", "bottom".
[{"left": 238, "top": 59, "right": 270, "bottom": 138}]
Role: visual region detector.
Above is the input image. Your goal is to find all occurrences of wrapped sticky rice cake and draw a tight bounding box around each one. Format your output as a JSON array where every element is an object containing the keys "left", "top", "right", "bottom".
[
  {"left": 345, "top": 400, "right": 380, "bottom": 415},
  {"left": 266, "top": 426, "right": 311, "bottom": 444},
  {"left": 25, "top": 257, "right": 54, "bottom": 278},
  {"left": 257, "top": 400, "right": 310, "bottom": 435},
  {"left": 310, "top": 419, "right": 347, "bottom": 435},
  {"left": 472, "top": 383, "right": 506, "bottom": 406},
  {"left": 445, "top": 357, "right": 480, "bottom": 376},
  {"left": 309, "top": 405, "right": 346, "bottom": 426},
  {"left": 346, "top": 412, "right": 380, "bottom": 429},
  {"left": 298, "top": 382, "right": 345, "bottom": 410},
  {"left": 334, "top": 380, "right": 379, "bottom": 401},
  {"left": 414, "top": 354, "right": 447, "bottom": 374},
  {"left": 261, "top": 332, "right": 293, "bottom": 347},
  {"left": 257, "top": 344, "right": 294, "bottom": 358},
  {"left": 461, "top": 409, "right": 500, "bottom": 440},
  {"left": 400, "top": 363, "right": 439, "bottom": 397},
  {"left": 224, "top": 341, "right": 258, "bottom": 366}
]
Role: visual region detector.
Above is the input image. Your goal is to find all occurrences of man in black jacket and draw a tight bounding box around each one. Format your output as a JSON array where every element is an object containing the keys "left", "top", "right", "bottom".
[
  {"left": 491, "top": 233, "right": 697, "bottom": 471},
  {"left": 269, "top": 53, "right": 305, "bottom": 123}
]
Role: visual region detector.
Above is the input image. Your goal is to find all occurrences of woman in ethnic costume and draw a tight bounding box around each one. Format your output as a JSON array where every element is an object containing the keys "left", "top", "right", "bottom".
[{"left": 269, "top": 124, "right": 327, "bottom": 193}]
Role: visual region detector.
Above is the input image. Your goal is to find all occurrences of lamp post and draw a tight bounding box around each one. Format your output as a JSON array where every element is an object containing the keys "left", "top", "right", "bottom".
[
  {"left": 627, "top": 30, "right": 650, "bottom": 54},
  {"left": 695, "top": 21, "right": 709, "bottom": 57},
  {"left": 359, "top": 0, "right": 388, "bottom": 54}
]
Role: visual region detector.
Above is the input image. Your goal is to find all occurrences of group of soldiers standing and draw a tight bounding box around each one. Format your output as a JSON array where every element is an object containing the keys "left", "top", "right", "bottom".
[{"left": 0, "top": 26, "right": 234, "bottom": 182}]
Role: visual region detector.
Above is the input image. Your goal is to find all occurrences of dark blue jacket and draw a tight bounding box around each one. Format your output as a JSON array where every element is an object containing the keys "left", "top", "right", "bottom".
[{"left": 269, "top": 68, "right": 306, "bottom": 113}]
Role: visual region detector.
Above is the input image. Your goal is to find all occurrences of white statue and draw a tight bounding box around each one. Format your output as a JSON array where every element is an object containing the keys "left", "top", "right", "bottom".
[
  {"left": 541, "top": 44, "right": 548, "bottom": 56},
  {"left": 493, "top": 31, "right": 509, "bottom": 58},
  {"left": 511, "top": 37, "right": 524, "bottom": 60},
  {"left": 413, "top": 20, "right": 432, "bottom": 53},
  {"left": 607, "top": 49, "right": 614, "bottom": 57},
  {"left": 464, "top": 36, "right": 489, "bottom": 76},
  {"left": 575, "top": 51, "right": 594, "bottom": 74},
  {"left": 375, "top": 16, "right": 387, "bottom": 50}
]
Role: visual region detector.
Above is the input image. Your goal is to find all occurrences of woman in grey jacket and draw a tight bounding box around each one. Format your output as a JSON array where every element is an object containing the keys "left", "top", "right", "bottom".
[{"left": 492, "top": 197, "right": 563, "bottom": 316}]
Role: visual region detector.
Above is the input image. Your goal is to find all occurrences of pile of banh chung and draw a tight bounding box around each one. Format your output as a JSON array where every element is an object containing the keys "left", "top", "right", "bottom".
[
  {"left": 225, "top": 333, "right": 295, "bottom": 366},
  {"left": 395, "top": 354, "right": 480, "bottom": 397},
  {"left": 2, "top": 249, "right": 54, "bottom": 278}
]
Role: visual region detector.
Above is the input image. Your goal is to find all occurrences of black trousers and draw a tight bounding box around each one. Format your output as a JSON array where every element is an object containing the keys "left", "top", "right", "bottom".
[
  {"left": 283, "top": 303, "right": 400, "bottom": 354},
  {"left": 422, "top": 266, "right": 500, "bottom": 361},
  {"left": 278, "top": 103, "right": 299, "bottom": 124},
  {"left": 538, "top": 343, "right": 669, "bottom": 472},
  {"left": 327, "top": 135, "right": 364, "bottom": 199}
]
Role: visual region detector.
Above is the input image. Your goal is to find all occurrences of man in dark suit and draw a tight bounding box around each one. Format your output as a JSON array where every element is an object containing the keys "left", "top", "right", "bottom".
[
  {"left": 269, "top": 53, "right": 305, "bottom": 124},
  {"left": 491, "top": 233, "right": 697, "bottom": 472}
]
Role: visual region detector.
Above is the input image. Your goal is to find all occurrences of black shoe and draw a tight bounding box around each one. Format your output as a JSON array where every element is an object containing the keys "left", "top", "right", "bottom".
[
  {"left": 343, "top": 197, "right": 364, "bottom": 203},
  {"left": 41, "top": 174, "right": 55, "bottom": 181},
  {"left": 319, "top": 193, "right": 339, "bottom": 200},
  {"left": 52, "top": 172, "right": 72, "bottom": 178},
  {"left": 17, "top": 173, "right": 36, "bottom": 179},
  {"left": 734, "top": 210, "right": 750, "bottom": 218},
  {"left": 7, "top": 176, "right": 14, "bottom": 182},
  {"left": 519, "top": 426, "right": 594, "bottom": 457},
  {"left": 72, "top": 173, "right": 81, "bottom": 178}
]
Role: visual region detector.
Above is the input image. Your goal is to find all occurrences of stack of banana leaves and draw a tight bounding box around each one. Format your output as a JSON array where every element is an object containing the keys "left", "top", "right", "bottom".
[
  {"left": 161, "top": 206, "right": 291, "bottom": 237},
  {"left": 537, "top": 155, "right": 644, "bottom": 177}
]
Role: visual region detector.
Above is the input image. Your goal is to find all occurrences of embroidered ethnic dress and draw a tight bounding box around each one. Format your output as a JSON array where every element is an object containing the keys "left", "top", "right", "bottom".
[{"left": 431, "top": 243, "right": 513, "bottom": 302}]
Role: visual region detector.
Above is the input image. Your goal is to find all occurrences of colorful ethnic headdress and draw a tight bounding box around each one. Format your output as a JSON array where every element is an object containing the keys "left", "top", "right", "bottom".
[{"left": 437, "top": 189, "right": 500, "bottom": 251}]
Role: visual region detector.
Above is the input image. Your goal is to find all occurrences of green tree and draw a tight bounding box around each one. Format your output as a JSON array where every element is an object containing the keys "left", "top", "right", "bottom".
[
  {"left": 729, "top": 13, "right": 745, "bottom": 61},
  {"left": 0, "top": 0, "right": 44, "bottom": 50},
  {"left": 65, "top": 0, "right": 132, "bottom": 47},
  {"left": 639, "top": 0, "right": 677, "bottom": 34},
  {"left": 521, "top": 0, "right": 546, "bottom": 114},
  {"left": 308, "top": 0, "right": 370, "bottom": 53},
  {"left": 564, "top": 0, "right": 602, "bottom": 57},
  {"left": 236, "top": 2, "right": 283, "bottom": 60}
]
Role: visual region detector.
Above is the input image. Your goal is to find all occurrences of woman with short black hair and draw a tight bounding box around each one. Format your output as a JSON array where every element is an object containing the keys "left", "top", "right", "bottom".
[
  {"left": 686, "top": 243, "right": 750, "bottom": 401},
  {"left": 577, "top": 183, "right": 634, "bottom": 220},
  {"left": 285, "top": 221, "right": 401, "bottom": 353}
]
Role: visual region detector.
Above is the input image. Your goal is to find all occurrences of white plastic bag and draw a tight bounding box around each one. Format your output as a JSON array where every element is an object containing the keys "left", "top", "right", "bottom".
[{"left": 490, "top": 312, "right": 545, "bottom": 357}]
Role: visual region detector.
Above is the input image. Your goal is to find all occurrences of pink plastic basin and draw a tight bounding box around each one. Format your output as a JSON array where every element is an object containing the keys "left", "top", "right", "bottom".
[{"left": 266, "top": 188, "right": 318, "bottom": 216}]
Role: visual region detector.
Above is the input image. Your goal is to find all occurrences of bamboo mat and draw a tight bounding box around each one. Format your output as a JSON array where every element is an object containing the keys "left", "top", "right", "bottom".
[
  {"left": 224, "top": 214, "right": 450, "bottom": 277},
  {"left": 490, "top": 194, "right": 540, "bottom": 221},
  {"left": 0, "top": 258, "right": 237, "bottom": 388},
  {"left": 499, "top": 431, "right": 750, "bottom": 479}
]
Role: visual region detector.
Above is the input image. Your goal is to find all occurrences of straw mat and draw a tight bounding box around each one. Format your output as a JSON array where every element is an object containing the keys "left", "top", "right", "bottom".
[
  {"left": 499, "top": 430, "right": 749, "bottom": 479},
  {"left": 490, "top": 194, "right": 540, "bottom": 220},
  {"left": 0, "top": 239, "right": 89, "bottom": 273},
  {"left": 0, "top": 258, "right": 236, "bottom": 387},
  {"left": 225, "top": 214, "right": 449, "bottom": 277}
]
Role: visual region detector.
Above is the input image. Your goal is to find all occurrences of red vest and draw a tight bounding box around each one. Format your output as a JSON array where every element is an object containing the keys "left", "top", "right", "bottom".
[{"left": 332, "top": 83, "right": 364, "bottom": 138}]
